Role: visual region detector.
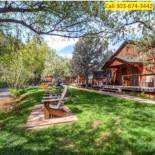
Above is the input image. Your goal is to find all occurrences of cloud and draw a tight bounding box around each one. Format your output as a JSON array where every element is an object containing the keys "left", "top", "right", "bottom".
[
  {"left": 62, "top": 53, "right": 73, "bottom": 59},
  {"left": 43, "top": 35, "right": 78, "bottom": 52}
]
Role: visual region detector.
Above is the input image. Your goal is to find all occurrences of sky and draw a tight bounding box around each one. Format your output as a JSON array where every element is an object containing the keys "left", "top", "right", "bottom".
[
  {"left": 43, "top": 35, "right": 122, "bottom": 59},
  {"left": 43, "top": 36, "right": 78, "bottom": 59},
  {"left": 43, "top": 35, "right": 126, "bottom": 59},
  {"left": 43, "top": 22, "right": 143, "bottom": 59}
]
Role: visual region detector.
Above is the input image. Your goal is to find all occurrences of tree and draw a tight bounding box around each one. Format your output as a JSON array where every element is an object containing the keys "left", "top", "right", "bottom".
[
  {"left": 0, "top": 1, "right": 99, "bottom": 38},
  {"left": 0, "top": 35, "right": 48, "bottom": 88},
  {"left": 98, "top": 11, "right": 155, "bottom": 41},
  {"left": 1, "top": 1, "right": 155, "bottom": 61},
  {"left": 132, "top": 34, "right": 155, "bottom": 58},
  {"left": 72, "top": 37, "right": 109, "bottom": 87},
  {"left": 42, "top": 49, "right": 71, "bottom": 78}
]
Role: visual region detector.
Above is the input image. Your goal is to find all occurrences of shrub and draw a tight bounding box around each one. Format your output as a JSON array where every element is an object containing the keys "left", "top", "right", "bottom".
[
  {"left": 9, "top": 88, "right": 20, "bottom": 98},
  {"left": 18, "top": 89, "right": 27, "bottom": 95}
]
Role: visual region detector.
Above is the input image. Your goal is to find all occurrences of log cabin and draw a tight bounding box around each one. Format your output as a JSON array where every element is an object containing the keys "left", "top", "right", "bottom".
[
  {"left": 102, "top": 41, "right": 155, "bottom": 96},
  {"left": 91, "top": 71, "right": 110, "bottom": 88},
  {"left": 71, "top": 71, "right": 108, "bottom": 88}
]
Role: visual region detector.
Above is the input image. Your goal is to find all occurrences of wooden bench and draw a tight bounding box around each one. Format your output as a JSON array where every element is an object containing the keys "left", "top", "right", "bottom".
[{"left": 42, "top": 86, "right": 69, "bottom": 119}]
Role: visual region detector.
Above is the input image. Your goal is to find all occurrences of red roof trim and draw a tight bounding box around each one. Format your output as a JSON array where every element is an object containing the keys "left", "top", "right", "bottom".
[{"left": 102, "top": 41, "right": 129, "bottom": 69}]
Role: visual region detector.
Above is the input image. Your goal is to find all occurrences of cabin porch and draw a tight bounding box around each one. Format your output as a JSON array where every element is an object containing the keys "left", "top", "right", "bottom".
[
  {"left": 106, "top": 55, "right": 155, "bottom": 86},
  {"left": 102, "top": 84, "right": 155, "bottom": 93},
  {"left": 104, "top": 59, "right": 155, "bottom": 94}
]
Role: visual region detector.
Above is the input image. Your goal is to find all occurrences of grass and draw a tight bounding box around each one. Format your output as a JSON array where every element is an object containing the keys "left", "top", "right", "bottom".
[{"left": 0, "top": 87, "right": 155, "bottom": 155}]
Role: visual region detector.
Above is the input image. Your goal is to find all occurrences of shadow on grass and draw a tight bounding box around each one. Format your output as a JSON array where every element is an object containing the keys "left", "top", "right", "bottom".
[{"left": 1, "top": 88, "right": 155, "bottom": 155}]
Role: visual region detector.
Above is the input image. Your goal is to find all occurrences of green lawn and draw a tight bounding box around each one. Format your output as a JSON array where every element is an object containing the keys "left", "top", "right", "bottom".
[{"left": 0, "top": 87, "right": 155, "bottom": 155}]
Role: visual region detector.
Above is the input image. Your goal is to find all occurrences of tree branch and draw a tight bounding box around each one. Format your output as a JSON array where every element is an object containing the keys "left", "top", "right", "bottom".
[
  {"left": 122, "top": 20, "right": 155, "bottom": 33},
  {"left": 0, "top": 18, "right": 39, "bottom": 34},
  {"left": 0, "top": 17, "right": 102, "bottom": 38},
  {"left": 0, "top": 5, "right": 64, "bottom": 19}
]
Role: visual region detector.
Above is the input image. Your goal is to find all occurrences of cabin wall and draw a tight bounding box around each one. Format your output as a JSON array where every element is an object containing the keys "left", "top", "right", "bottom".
[
  {"left": 110, "top": 62, "right": 155, "bottom": 87},
  {"left": 105, "top": 43, "right": 155, "bottom": 87},
  {"left": 92, "top": 79, "right": 106, "bottom": 87}
]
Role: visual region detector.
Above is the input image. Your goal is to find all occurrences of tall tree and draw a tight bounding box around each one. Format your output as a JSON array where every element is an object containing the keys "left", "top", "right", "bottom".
[
  {"left": 72, "top": 37, "right": 109, "bottom": 87},
  {"left": 0, "top": 35, "right": 48, "bottom": 88},
  {"left": 1, "top": 1, "right": 155, "bottom": 58},
  {"left": 43, "top": 49, "right": 71, "bottom": 78}
]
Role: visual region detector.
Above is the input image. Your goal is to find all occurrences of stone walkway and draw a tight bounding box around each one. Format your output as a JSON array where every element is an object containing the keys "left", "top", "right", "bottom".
[
  {"left": 70, "top": 86, "right": 155, "bottom": 105},
  {"left": 26, "top": 104, "right": 78, "bottom": 129}
]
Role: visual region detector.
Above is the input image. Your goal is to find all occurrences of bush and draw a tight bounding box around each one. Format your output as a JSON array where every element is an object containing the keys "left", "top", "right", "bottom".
[
  {"left": 9, "top": 88, "right": 20, "bottom": 98},
  {"left": 18, "top": 89, "right": 27, "bottom": 95}
]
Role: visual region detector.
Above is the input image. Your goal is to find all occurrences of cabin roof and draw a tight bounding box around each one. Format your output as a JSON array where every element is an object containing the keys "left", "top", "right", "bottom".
[
  {"left": 102, "top": 40, "right": 145, "bottom": 69},
  {"left": 115, "top": 56, "right": 145, "bottom": 63},
  {"left": 102, "top": 41, "right": 128, "bottom": 69}
]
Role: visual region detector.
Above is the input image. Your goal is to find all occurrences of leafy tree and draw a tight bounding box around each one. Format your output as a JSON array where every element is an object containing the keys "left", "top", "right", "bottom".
[
  {"left": 0, "top": 1, "right": 155, "bottom": 40},
  {"left": 98, "top": 11, "right": 155, "bottom": 41},
  {"left": 72, "top": 37, "right": 110, "bottom": 87},
  {"left": 0, "top": 1, "right": 97, "bottom": 38},
  {"left": 22, "top": 37, "right": 48, "bottom": 85},
  {"left": 131, "top": 34, "right": 155, "bottom": 60},
  {"left": 0, "top": 32, "right": 22, "bottom": 55},
  {"left": 0, "top": 35, "right": 48, "bottom": 88},
  {"left": 0, "top": 0, "right": 155, "bottom": 55},
  {"left": 43, "top": 49, "right": 71, "bottom": 78}
]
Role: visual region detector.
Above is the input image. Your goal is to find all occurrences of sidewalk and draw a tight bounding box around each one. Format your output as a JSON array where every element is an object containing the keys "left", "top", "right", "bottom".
[{"left": 70, "top": 86, "right": 155, "bottom": 105}]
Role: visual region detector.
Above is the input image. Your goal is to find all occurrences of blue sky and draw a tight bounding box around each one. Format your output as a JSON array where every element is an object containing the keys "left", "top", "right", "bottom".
[
  {"left": 43, "top": 35, "right": 130, "bottom": 59},
  {"left": 43, "top": 35, "right": 128, "bottom": 59},
  {"left": 59, "top": 45, "right": 75, "bottom": 58},
  {"left": 43, "top": 21, "right": 144, "bottom": 59},
  {"left": 43, "top": 36, "right": 78, "bottom": 58}
]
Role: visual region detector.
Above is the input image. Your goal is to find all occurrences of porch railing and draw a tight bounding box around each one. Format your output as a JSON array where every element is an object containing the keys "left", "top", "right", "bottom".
[
  {"left": 122, "top": 73, "right": 155, "bottom": 87},
  {"left": 103, "top": 85, "right": 155, "bottom": 93}
]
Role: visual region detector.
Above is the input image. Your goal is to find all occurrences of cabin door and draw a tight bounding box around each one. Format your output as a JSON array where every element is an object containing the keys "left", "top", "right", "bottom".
[{"left": 131, "top": 67, "right": 139, "bottom": 86}]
